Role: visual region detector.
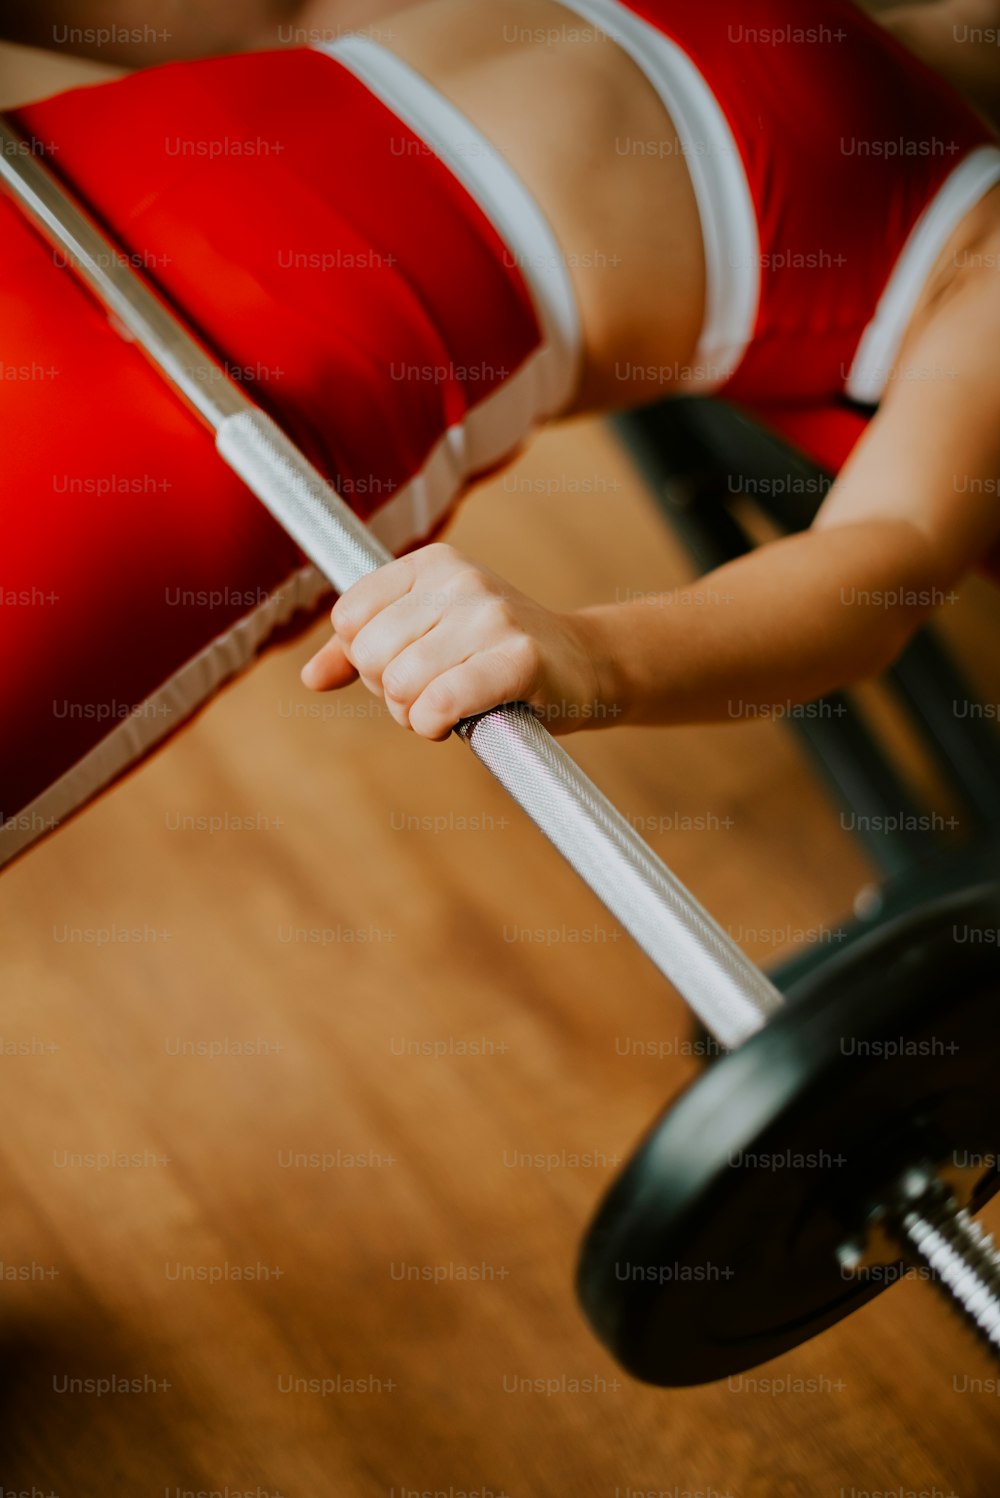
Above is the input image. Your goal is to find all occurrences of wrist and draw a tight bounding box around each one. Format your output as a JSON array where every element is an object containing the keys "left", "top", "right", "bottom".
[{"left": 570, "top": 605, "right": 635, "bottom": 729}]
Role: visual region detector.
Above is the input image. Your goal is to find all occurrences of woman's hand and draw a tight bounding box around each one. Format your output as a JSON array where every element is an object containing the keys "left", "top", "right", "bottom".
[{"left": 300, "top": 542, "right": 612, "bottom": 739}]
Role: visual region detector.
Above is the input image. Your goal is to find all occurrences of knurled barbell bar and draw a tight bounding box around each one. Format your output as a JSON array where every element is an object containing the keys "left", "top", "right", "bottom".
[{"left": 3, "top": 115, "right": 997, "bottom": 1390}]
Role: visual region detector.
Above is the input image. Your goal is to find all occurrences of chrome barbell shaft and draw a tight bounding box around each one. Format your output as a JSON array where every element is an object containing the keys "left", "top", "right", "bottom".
[
  {"left": 7, "top": 114, "right": 1000, "bottom": 1369},
  {"left": 0, "top": 113, "right": 783, "bottom": 1049}
]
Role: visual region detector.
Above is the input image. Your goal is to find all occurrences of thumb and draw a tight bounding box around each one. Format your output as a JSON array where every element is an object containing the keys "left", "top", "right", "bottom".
[{"left": 300, "top": 634, "right": 359, "bottom": 692}]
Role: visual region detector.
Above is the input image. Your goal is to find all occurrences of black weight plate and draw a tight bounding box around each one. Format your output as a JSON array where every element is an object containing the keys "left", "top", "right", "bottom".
[{"left": 577, "top": 883, "right": 1000, "bottom": 1386}]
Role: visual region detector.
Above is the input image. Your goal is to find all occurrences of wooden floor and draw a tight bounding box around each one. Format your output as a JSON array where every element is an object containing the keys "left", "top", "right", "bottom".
[{"left": 3, "top": 36, "right": 1000, "bottom": 1498}]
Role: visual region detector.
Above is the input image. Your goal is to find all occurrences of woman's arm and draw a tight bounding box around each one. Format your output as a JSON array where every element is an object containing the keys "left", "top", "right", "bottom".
[
  {"left": 7, "top": 0, "right": 999, "bottom": 740},
  {"left": 593, "top": 262, "right": 1000, "bottom": 728},
  {"left": 304, "top": 255, "right": 1000, "bottom": 736}
]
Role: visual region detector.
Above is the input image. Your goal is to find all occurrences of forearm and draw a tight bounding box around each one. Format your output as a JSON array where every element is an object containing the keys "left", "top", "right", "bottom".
[{"left": 580, "top": 520, "right": 941, "bottom": 727}]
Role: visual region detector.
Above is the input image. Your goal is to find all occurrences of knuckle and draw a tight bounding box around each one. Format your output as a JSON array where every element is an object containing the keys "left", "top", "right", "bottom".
[
  {"left": 425, "top": 541, "right": 459, "bottom": 569},
  {"left": 349, "top": 632, "right": 378, "bottom": 675},
  {"left": 485, "top": 595, "right": 513, "bottom": 627},
  {"left": 422, "top": 678, "right": 458, "bottom": 719},
  {"left": 453, "top": 569, "right": 492, "bottom": 608},
  {"left": 507, "top": 633, "right": 538, "bottom": 673},
  {"left": 381, "top": 665, "right": 410, "bottom": 702}
]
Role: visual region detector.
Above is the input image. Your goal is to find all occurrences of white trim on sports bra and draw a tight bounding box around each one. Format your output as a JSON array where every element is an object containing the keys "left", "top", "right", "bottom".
[
  {"left": 550, "top": 0, "right": 761, "bottom": 393},
  {"left": 542, "top": 0, "right": 1000, "bottom": 408},
  {"left": 0, "top": 38, "right": 590, "bottom": 872},
  {"left": 846, "top": 144, "right": 1000, "bottom": 405},
  {"left": 319, "top": 33, "right": 584, "bottom": 420}
]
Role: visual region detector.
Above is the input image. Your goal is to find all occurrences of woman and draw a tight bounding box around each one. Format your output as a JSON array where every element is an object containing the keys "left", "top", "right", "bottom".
[{"left": 2, "top": 0, "right": 999, "bottom": 866}]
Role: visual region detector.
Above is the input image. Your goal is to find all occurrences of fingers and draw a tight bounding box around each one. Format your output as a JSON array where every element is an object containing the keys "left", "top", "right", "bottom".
[
  {"left": 378, "top": 619, "right": 474, "bottom": 729},
  {"left": 347, "top": 589, "right": 442, "bottom": 703},
  {"left": 407, "top": 640, "right": 540, "bottom": 739},
  {"left": 299, "top": 542, "right": 541, "bottom": 737},
  {"left": 329, "top": 548, "right": 428, "bottom": 644},
  {"left": 301, "top": 549, "right": 434, "bottom": 693},
  {"left": 300, "top": 634, "right": 358, "bottom": 692}
]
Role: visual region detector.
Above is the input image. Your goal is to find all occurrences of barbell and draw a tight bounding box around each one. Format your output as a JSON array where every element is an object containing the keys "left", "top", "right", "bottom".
[{"left": 3, "top": 114, "right": 997, "bottom": 1389}]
